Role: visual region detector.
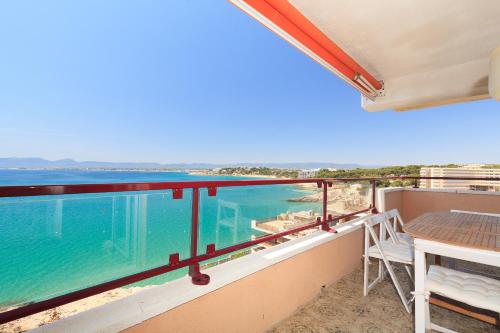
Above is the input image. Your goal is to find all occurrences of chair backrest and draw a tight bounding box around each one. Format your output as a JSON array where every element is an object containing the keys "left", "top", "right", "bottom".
[
  {"left": 384, "top": 208, "right": 403, "bottom": 222},
  {"left": 364, "top": 213, "right": 398, "bottom": 244},
  {"left": 364, "top": 212, "right": 387, "bottom": 227},
  {"left": 384, "top": 208, "right": 405, "bottom": 233},
  {"left": 450, "top": 209, "right": 500, "bottom": 218}
]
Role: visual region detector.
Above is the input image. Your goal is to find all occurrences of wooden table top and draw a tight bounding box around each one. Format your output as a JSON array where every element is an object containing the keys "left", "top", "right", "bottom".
[{"left": 403, "top": 211, "right": 500, "bottom": 252}]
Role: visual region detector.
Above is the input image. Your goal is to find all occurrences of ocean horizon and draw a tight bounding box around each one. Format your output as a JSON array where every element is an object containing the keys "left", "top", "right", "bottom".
[{"left": 0, "top": 169, "right": 319, "bottom": 308}]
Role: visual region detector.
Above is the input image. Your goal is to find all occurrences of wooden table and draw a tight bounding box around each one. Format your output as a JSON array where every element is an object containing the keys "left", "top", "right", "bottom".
[
  {"left": 404, "top": 211, "right": 500, "bottom": 252},
  {"left": 403, "top": 211, "right": 500, "bottom": 333}
]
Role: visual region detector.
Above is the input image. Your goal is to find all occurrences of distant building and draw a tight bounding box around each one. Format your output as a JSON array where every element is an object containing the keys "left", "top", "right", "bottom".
[
  {"left": 298, "top": 169, "right": 319, "bottom": 178},
  {"left": 462, "top": 164, "right": 485, "bottom": 169},
  {"left": 420, "top": 166, "right": 500, "bottom": 191}
]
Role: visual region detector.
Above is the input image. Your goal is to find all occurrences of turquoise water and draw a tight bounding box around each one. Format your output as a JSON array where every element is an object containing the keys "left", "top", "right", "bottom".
[{"left": 0, "top": 170, "right": 319, "bottom": 307}]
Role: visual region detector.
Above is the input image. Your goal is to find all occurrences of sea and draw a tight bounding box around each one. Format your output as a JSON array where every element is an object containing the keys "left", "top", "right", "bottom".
[{"left": 0, "top": 169, "right": 320, "bottom": 308}]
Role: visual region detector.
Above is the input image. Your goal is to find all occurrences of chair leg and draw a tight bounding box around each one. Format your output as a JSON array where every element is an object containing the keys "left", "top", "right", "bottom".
[
  {"left": 363, "top": 226, "right": 370, "bottom": 296},
  {"left": 382, "top": 258, "right": 412, "bottom": 313},
  {"left": 378, "top": 258, "right": 385, "bottom": 280},
  {"left": 425, "top": 295, "right": 431, "bottom": 330},
  {"left": 363, "top": 254, "right": 369, "bottom": 296},
  {"left": 404, "top": 264, "right": 414, "bottom": 285}
]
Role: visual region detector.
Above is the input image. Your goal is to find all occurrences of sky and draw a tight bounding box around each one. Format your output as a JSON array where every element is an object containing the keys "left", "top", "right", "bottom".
[{"left": 0, "top": 1, "right": 499, "bottom": 166}]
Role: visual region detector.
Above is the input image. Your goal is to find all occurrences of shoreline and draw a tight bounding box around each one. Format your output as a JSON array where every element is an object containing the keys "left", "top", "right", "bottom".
[
  {"left": 0, "top": 285, "right": 151, "bottom": 332},
  {"left": 0, "top": 168, "right": 295, "bottom": 180},
  {"left": 222, "top": 174, "right": 284, "bottom": 179},
  {"left": 187, "top": 172, "right": 289, "bottom": 179}
]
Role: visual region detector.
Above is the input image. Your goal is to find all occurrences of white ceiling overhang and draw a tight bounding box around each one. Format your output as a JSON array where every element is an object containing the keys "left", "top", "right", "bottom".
[{"left": 232, "top": 0, "right": 500, "bottom": 111}]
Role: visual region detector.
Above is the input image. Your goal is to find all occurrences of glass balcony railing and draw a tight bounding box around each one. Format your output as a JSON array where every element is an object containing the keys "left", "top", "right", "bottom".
[
  {"left": 0, "top": 191, "right": 192, "bottom": 309},
  {"left": 1, "top": 176, "right": 498, "bottom": 325}
]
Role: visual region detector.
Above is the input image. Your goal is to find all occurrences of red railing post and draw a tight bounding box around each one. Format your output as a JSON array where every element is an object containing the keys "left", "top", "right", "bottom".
[
  {"left": 321, "top": 181, "right": 331, "bottom": 231},
  {"left": 371, "top": 180, "right": 378, "bottom": 213},
  {"left": 189, "top": 187, "right": 210, "bottom": 285}
]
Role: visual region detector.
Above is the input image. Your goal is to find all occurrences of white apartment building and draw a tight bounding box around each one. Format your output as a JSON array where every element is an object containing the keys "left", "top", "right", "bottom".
[
  {"left": 420, "top": 166, "right": 500, "bottom": 191},
  {"left": 297, "top": 169, "right": 319, "bottom": 179}
]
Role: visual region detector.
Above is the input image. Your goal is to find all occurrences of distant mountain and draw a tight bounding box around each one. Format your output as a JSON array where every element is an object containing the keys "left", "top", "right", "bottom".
[
  {"left": 228, "top": 162, "right": 379, "bottom": 169},
  {"left": 0, "top": 157, "right": 379, "bottom": 170},
  {"left": 0, "top": 157, "right": 162, "bottom": 169}
]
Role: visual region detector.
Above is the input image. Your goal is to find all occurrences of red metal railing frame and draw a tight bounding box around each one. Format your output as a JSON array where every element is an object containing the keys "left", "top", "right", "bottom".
[{"left": 1, "top": 176, "right": 499, "bottom": 324}]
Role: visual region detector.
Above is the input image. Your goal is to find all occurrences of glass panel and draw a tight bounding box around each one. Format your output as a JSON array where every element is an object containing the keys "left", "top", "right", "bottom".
[
  {"left": 0, "top": 190, "right": 192, "bottom": 309},
  {"left": 198, "top": 184, "right": 322, "bottom": 261},
  {"left": 327, "top": 181, "right": 372, "bottom": 216}
]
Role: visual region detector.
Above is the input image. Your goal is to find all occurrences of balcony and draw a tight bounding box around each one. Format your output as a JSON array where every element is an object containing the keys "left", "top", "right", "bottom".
[
  {"left": 0, "top": 177, "right": 499, "bottom": 332},
  {"left": 269, "top": 263, "right": 498, "bottom": 333}
]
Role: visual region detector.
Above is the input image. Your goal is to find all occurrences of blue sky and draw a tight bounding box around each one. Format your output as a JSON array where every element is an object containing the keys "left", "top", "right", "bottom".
[{"left": 0, "top": 1, "right": 499, "bottom": 166}]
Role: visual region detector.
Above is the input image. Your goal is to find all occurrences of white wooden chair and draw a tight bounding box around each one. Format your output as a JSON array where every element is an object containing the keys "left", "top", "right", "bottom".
[
  {"left": 384, "top": 208, "right": 413, "bottom": 245},
  {"left": 377, "top": 210, "right": 415, "bottom": 283},
  {"left": 363, "top": 213, "right": 415, "bottom": 313},
  {"left": 424, "top": 265, "right": 500, "bottom": 333}
]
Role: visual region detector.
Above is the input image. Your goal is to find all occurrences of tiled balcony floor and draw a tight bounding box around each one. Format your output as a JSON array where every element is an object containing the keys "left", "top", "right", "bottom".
[{"left": 268, "top": 261, "right": 498, "bottom": 333}]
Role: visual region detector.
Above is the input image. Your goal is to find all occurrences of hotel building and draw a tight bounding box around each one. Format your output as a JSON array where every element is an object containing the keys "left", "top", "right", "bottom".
[{"left": 420, "top": 166, "right": 500, "bottom": 191}]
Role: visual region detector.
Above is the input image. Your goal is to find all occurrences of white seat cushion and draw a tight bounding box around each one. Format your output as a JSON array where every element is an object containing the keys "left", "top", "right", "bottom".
[
  {"left": 367, "top": 240, "right": 413, "bottom": 264},
  {"left": 426, "top": 265, "right": 500, "bottom": 313}
]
